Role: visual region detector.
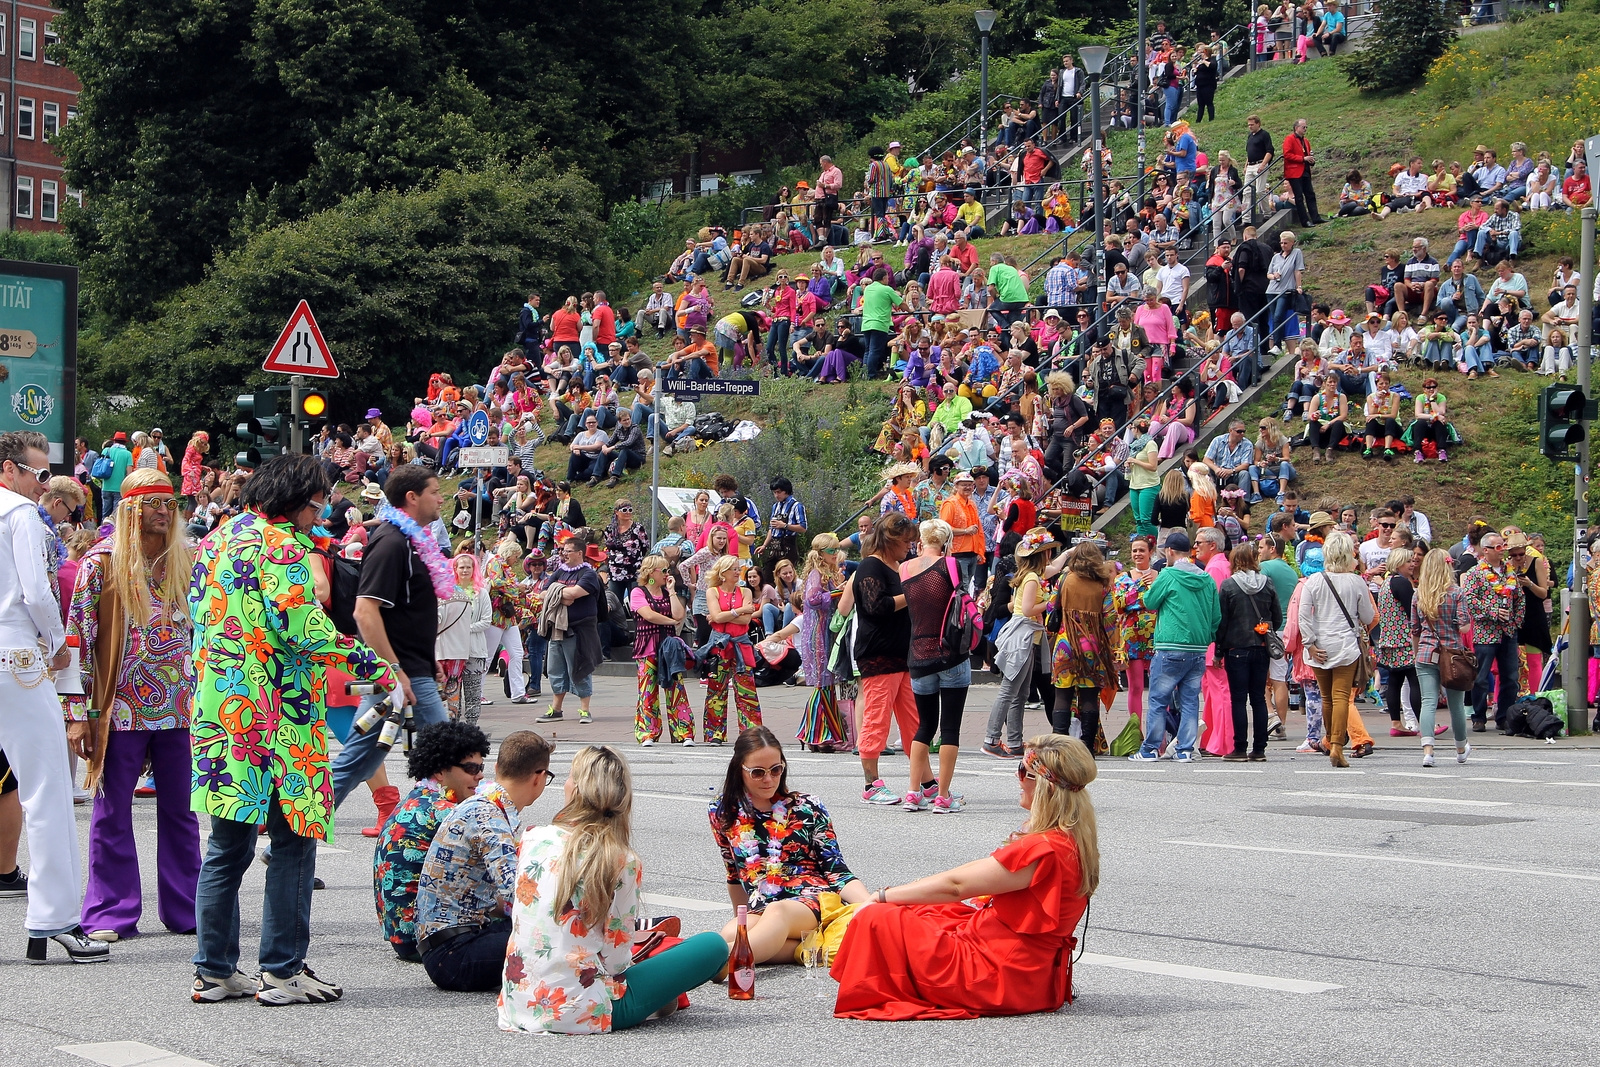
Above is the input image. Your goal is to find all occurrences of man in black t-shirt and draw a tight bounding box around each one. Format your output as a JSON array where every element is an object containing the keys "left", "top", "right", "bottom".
[{"left": 329, "top": 466, "right": 447, "bottom": 808}]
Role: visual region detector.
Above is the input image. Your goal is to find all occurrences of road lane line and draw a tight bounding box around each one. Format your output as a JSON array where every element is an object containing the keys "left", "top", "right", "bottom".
[
  {"left": 1284, "top": 790, "right": 1509, "bottom": 807},
  {"left": 1164, "top": 840, "right": 1600, "bottom": 883},
  {"left": 641, "top": 892, "right": 729, "bottom": 913},
  {"left": 57, "top": 1043, "right": 217, "bottom": 1067},
  {"left": 636, "top": 790, "right": 717, "bottom": 804},
  {"left": 1078, "top": 953, "right": 1341, "bottom": 993},
  {"left": 1191, "top": 768, "right": 1264, "bottom": 774},
  {"left": 1294, "top": 769, "right": 1366, "bottom": 774},
  {"left": 1547, "top": 781, "right": 1600, "bottom": 788}
]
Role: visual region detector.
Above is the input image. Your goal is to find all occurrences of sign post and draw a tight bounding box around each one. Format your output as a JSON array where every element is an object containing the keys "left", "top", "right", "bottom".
[
  {"left": 1566, "top": 157, "right": 1597, "bottom": 735},
  {"left": 0, "top": 260, "right": 77, "bottom": 469},
  {"left": 662, "top": 378, "right": 760, "bottom": 398},
  {"left": 649, "top": 389, "right": 663, "bottom": 545}
]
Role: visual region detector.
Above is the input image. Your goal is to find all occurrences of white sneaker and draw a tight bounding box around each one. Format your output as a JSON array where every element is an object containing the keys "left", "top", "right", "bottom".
[
  {"left": 1421, "top": 749, "right": 1435, "bottom": 768},
  {"left": 901, "top": 785, "right": 936, "bottom": 812},
  {"left": 1457, "top": 742, "right": 1472, "bottom": 764},
  {"left": 861, "top": 780, "right": 900, "bottom": 805},
  {"left": 929, "top": 793, "right": 966, "bottom": 813},
  {"left": 193, "top": 970, "right": 255, "bottom": 1003},
  {"left": 256, "top": 966, "right": 343, "bottom": 1006},
  {"left": 681, "top": 738, "right": 695, "bottom": 747},
  {"left": 640, "top": 738, "right": 655, "bottom": 747}
]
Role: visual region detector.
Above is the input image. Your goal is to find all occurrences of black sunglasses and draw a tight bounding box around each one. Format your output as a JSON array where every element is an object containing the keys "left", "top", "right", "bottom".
[{"left": 456, "top": 761, "right": 485, "bottom": 776}]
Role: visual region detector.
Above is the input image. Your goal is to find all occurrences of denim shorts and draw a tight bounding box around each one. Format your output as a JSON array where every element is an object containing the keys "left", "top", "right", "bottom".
[{"left": 911, "top": 658, "right": 973, "bottom": 695}]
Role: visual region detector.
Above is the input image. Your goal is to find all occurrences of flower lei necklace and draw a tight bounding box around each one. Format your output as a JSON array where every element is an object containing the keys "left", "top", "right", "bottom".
[
  {"left": 376, "top": 501, "right": 455, "bottom": 599},
  {"left": 1305, "top": 533, "right": 1325, "bottom": 546},
  {"left": 736, "top": 798, "right": 791, "bottom": 900}
]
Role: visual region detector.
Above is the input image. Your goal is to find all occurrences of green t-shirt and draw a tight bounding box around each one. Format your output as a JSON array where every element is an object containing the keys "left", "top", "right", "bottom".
[
  {"left": 860, "top": 281, "right": 904, "bottom": 334},
  {"left": 1260, "top": 558, "right": 1299, "bottom": 621},
  {"left": 989, "top": 262, "right": 1027, "bottom": 304},
  {"left": 105, "top": 444, "right": 133, "bottom": 492}
]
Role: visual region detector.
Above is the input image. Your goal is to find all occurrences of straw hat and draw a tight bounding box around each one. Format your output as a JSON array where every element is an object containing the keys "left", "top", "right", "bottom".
[
  {"left": 1306, "top": 511, "right": 1335, "bottom": 533},
  {"left": 882, "top": 461, "right": 921, "bottom": 481},
  {"left": 1014, "top": 527, "right": 1057, "bottom": 558}
]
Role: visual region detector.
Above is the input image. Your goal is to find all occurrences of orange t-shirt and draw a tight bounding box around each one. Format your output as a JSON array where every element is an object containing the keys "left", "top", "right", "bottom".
[
  {"left": 940, "top": 495, "right": 983, "bottom": 556},
  {"left": 686, "top": 339, "right": 720, "bottom": 376},
  {"left": 1189, "top": 492, "right": 1216, "bottom": 529}
]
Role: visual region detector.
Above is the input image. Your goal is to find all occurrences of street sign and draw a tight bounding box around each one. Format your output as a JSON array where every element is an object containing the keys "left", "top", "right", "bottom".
[
  {"left": 663, "top": 378, "right": 760, "bottom": 397},
  {"left": 459, "top": 446, "right": 508, "bottom": 468},
  {"left": 1586, "top": 134, "right": 1600, "bottom": 194},
  {"left": 262, "top": 300, "right": 339, "bottom": 378},
  {"left": 466, "top": 409, "right": 490, "bottom": 446}
]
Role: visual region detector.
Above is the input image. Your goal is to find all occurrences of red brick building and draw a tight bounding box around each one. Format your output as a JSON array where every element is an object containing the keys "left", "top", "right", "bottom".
[{"left": 1, "top": 2, "right": 78, "bottom": 230}]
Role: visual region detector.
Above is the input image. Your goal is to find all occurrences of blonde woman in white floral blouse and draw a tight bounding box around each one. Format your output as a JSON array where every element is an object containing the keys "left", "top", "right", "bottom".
[{"left": 499, "top": 746, "right": 727, "bottom": 1034}]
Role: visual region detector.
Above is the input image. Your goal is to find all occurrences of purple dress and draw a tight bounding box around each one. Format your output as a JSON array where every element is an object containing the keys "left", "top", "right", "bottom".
[{"left": 798, "top": 570, "right": 840, "bottom": 687}]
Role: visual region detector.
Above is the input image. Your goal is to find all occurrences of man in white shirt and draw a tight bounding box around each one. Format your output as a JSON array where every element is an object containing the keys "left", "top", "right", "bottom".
[
  {"left": 0, "top": 431, "right": 106, "bottom": 963},
  {"left": 1384, "top": 156, "right": 1431, "bottom": 214},
  {"left": 1358, "top": 509, "right": 1399, "bottom": 590},
  {"left": 1389, "top": 495, "right": 1432, "bottom": 543},
  {"left": 634, "top": 280, "right": 676, "bottom": 336},
  {"left": 1155, "top": 247, "right": 1191, "bottom": 315}
]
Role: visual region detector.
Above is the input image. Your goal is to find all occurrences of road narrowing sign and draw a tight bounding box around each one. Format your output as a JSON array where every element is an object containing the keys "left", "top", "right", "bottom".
[{"left": 262, "top": 300, "right": 339, "bottom": 378}]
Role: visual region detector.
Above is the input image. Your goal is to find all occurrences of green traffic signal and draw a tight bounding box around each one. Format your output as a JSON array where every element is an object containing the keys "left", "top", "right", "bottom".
[{"left": 1539, "top": 384, "right": 1588, "bottom": 461}]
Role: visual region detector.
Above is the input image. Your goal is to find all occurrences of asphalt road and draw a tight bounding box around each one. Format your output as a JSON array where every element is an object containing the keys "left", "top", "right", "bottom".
[{"left": 5, "top": 674, "right": 1598, "bottom": 1067}]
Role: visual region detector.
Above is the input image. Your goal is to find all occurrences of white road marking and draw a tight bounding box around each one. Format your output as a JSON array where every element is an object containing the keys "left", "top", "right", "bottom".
[
  {"left": 1191, "top": 768, "right": 1264, "bottom": 773},
  {"left": 1548, "top": 781, "right": 1600, "bottom": 788},
  {"left": 1462, "top": 777, "right": 1536, "bottom": 783},
  {"left": 1294, "top": 769, "right": 1366, "bottom": 774},
  {"left": 1501, "top": 759, "right": 1569, "bottom": 766},
  {"left": 1164, "top": 840, "right": 1600, "bottom": 883},
  {"left": 641, "top": 892, "right": 729, "bottom": 913},
  {"left": 1284, "top": 790, "right": 1509, "bottom": 808},
  {"left": 1382, "top": 772, "right": 1457, "bottom": 780},
  {"left": 56, "top": 1043, "right": 217, "bottom": 1067},
  {"left": 636, "top": 790, "right": 717, "bottom": 804},
  {"left": 1078, "top": 953, "right": 1341, "bottom": 993}
]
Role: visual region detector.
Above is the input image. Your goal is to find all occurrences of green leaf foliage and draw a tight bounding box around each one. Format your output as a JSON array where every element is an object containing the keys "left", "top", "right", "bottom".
[{"left": 1340, "top": 0, "right": 1457, "bottom": 92}]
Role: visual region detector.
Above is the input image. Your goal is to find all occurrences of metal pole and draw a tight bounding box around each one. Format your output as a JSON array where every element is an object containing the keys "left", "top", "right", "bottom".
[
  {"left": 289, "top": 375, "right": 305, "bottom": 455},
  {"left": 1566, "top": 203, "right": 1596, "bottom": 735},
  {"left": 473, "top": 467, "right": 484, "bottom": 556},
  {"left": 978, "top": 31, "right": 990, "bottom": 152},
  {"left": 649, "top": 388, "right": 663, "bottom": 545},
  {"left": 1089, "top": 74, "right": 1105, "bottom": 310},
  {"left": 1136, "top": 0, "right": 1147, "bottom": 205}
]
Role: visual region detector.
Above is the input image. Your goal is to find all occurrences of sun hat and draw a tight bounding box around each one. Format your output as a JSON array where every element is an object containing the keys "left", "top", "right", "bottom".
[
  {"left": 953, "top": 469, "right": 975, "bottom": 484},
  {"left": 1015, "top": 527, "right": 1057, "bottom": 558},
  {"left": 365, "top": 407, "right": 383, "bottom": 420},
  {"left": 1328, "top": 309, "right": 1351, "bottom": 326},
  {"left": 1306, "top": 510, "right": 1336, "bottom": 532},
  {"left": 882, "top": 461, "right": 921, "bottom": 481},
  {"left": 360, "top": 483, "right": 383, "bottom": 502}
]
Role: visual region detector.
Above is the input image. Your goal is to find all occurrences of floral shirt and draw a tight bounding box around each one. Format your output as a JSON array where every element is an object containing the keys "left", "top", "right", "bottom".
[
  {"left": 187, "top": 511, "right": 397, "bottom": 839},
  {"left": 604, "top": 520, "right": 650, "bottom": 587},
  {"left": 485, "top": 555, "right": 529, "bottom": 628},
  {"left": 913, "top": 477, "right": 953, "bottom": 523},
  {"left": 373, "top": 778, "right": 458, "bottom": 959},
  {"left": 709, "top": 791, "right": 858, "bottom": 910},
  {"left": 1111, "top": 568, "right": 1157, "bottom": 661},
  {"left": 416, "top": 786, "right": 520, "bottom": 943},
  {"left": 1460, "top": 560, "right": 1525, "bottom": 646},
  {"left": 499, "top": 824, "right": 641, "bottom": 1036},
  {"left": 65, "top": 543, "right": 194, "bottom": 730}
]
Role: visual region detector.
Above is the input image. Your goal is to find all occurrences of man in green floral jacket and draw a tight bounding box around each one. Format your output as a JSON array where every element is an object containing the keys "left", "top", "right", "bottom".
[{"left": 187, "top": 454, "right": 397, "bottom": 1006}]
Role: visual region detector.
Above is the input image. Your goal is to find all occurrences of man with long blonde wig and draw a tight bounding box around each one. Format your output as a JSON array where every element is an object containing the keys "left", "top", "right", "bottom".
[{"left": 64, "top": 467, "right": 200, "bottom": 943}]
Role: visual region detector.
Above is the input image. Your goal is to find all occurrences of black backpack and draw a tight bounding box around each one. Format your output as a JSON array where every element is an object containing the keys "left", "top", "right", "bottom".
[
  {"left": 1506, "top": 697, "right": 1563, "bottom": 740},
  {"left": 327, "top": 554, "right": 363, "bottom": 637}
]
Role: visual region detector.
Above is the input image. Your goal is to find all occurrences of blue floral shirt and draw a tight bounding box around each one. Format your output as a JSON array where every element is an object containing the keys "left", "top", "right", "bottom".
[
  {"left": 416, "top": 786, "right": 521, "bottom": 944},
  {"left": 372, "top": 778, "right": 457, "bottom": 959}
]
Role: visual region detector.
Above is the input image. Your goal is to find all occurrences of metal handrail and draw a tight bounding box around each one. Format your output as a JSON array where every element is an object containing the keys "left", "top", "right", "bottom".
[{"left": 918, "top": 94, "right": 1029, "bottom": 166}]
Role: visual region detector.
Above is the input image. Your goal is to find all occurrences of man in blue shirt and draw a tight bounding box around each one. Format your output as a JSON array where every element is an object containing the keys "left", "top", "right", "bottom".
[
  {"left": 1204, "top": 420, "right": 1256, "bottom": 494},
  {"left": 1220, "top": 311, "right": 1260, "bottom": 389},
  {"left": 762, "top": 477, "right": 807, "bottom": 565}
]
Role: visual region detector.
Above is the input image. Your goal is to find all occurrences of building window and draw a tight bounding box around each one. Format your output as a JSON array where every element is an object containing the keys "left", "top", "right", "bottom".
[
  {"left": 66, "top": 105, "right": 78, "bottom": 127},
  {"left": 42, "top": 101, "right": 58, "bottom": 139},
  {"left": 40, "top": 180, "right": 57, "bottom": 222},
  {"left": 44, "top": 25, "right": 57, "bottom": 65},
  {"left": 17, "top": 98, "right": 32, "bottom": 140},
  {"left": 0, "top": 95, "right": 6, "bottom": 137},
  {"left": 0, "top": 15, "right": 7, "bottom": 57},
  {"left": 66, "top": 187, "right": 82, "bottom": 209},
  {"left": 18, "top": 18, "right": 34, "bottom": 61},
  {"left": 16, "top": 177, "right": 33, "bottom": 220}
]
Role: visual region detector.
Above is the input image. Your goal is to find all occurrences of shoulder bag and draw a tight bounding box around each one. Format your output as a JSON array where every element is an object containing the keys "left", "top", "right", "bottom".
[
  {"left": 1242, "top": 584, "right": 1285, "bottom": 660},
  {"left": 1320, "top": 574, "right": 1372, "bottom": 690}
]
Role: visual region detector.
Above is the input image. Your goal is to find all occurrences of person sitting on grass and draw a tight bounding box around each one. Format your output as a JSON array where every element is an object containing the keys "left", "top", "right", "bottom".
[
  {"left": 1406, "top": 377, "right": 1456, "bottom": 463},
  {"left": 708, "top": 726, "right": 870, "bottom": 967},
  {"left": 1362, "top": 372, "right": 1403, "bottom": 461},
  {"left": 831, "top": 734, "right": 1099, "bottom": 1021},
  {"left": 414, "top": 730, "right": 551, "bottom": 992}
]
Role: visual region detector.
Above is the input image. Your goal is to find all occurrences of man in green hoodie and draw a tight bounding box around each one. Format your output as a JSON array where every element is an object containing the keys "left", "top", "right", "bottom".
[{"left": 1132, "top": 531, "right": 1221, "bottom": 762}]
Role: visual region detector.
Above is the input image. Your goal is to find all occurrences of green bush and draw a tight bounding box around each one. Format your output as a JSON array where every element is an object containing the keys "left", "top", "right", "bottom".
[{"left": 1341, "top": 2, "right": 1456, "bottom": 92}]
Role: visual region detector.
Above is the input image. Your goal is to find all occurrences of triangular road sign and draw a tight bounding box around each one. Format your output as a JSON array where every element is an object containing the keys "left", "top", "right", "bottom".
[{"left": 262, "top": 300, "right": 339, "bottom": 378}]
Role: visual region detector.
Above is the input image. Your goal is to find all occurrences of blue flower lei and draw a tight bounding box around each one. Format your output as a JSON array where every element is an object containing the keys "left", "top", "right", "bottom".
[{"left": 375, "top": 501, "right": 456, "bottom": 599}]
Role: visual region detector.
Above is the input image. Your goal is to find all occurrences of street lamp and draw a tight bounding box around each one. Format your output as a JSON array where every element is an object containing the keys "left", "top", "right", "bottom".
[
  {"left": 975, "top": 10, "right": 997, "bottom": 151},
  {"left": 1081, "top": 46, "right": 1109, "bottom": 310},
  {"left": 1136, "top": 0, "right": 1148, "bottom": 202}
]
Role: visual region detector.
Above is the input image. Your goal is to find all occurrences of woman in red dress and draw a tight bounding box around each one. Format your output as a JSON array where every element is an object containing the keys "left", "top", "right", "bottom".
[{"left": 831, "top": 733, "right": 1100, "bottom": 1020}]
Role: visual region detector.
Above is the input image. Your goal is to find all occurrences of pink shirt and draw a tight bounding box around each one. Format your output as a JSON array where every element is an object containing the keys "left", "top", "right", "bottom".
[
  {"left": 819, "top": 165, "right": 844, "bottom": 195},
  {"left": 927, "top": 268, "right": 963, "bottom": 314},
  {"left": 1134, "top": 303, "right": 1177, "bottom": 349}
]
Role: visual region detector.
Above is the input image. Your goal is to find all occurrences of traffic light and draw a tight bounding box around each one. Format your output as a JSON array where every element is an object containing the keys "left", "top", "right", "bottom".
[
  {"left": 297, "top": 388, "right": 329, "bottom": 448},
  {"left": 233, "top": 390, "right": 285, "bottom": 467},
  {"left": 1538, "top": 384, "right": 1587, "bottom": 460}
]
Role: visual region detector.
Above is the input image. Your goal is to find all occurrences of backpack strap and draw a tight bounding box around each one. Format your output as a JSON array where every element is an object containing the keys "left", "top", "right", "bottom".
[{"left": 945, "top": 554, "right": 961, "bottom": 591}]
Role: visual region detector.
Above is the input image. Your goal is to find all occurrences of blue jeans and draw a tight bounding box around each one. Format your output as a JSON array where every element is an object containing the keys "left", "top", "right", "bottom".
[
  {"left": 1461, "top": 341, "right": 1493, "bottom": 371},
  {"left": 193, "top": 792, "right": 317, "bottom": 980},
  {"left": 661, "top": 357, "right": 709, "bottom": 383},
  {"left": 760, "top": 603, "right": 796, "bottom": 636},
  {"left": 766, "top": 319, "right": 792, "bottom": 374},
  {"left": 911, "top": 659, "right": 973, "bottom": 695},
  {"left": 524, "top": 630, "right": 547, "bottom": 694},
  {"left": 1138, "top": 649, "right": 1206, "bottom": 757},
  {"left": 1472, "top": 635, "right": 1519, "bottom": 728},
  {"left": 1249, "top": 460, "right": 1296, "bottom": 494},
  {"left": 1164, "top": 85, "right": 1182, "bottom": 124},
  {"left": 330, "top": 676, "right": 448, "bottom": 808},
  {"left": 1473, "top": 228, "right": 1520, "bottom": 258},
  {"left": 1268, "top": 292, "right": 1301, "bottom": 346},
  {"left": 548, "top": 634, "right": 594, "bottom": 698},
  {"left": 607, "top": 448, "right": 645, "bottom": 478},
  {"left": 863, "top": 329, "right": 890, "bottom": 379},
  {"left": 102, "top": 491, "right": 121, "bottom": 515},
  {"left": 1446, "top": 233, "right": 1476, "bottom": 265}
]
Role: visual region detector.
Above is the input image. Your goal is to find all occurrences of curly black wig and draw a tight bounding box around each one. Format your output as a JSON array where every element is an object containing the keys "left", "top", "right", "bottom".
[{"left": 406, "top": 720, "right": 491, "bottom": 781}]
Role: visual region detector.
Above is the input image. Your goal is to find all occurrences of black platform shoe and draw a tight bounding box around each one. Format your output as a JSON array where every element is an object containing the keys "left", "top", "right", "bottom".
[{"left": 26, "top": 925, "right": 111, "bottom": 964}]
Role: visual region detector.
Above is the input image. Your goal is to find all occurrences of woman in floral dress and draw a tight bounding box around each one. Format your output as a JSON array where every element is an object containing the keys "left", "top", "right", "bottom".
[
  {"left": 708, "top": 727, "right": 869, "bottom": 964},
  {"left": 1051, "top": 543, "right": 1117, "bottom": 754},
  {"left": 1112, "top": 536, "right": 1159, "bottom": 723},
  {"left": 500, "top": 745, "right": 726, "bottom": 1034},
  {"left": 794, "top": 534, "right": 851, "bottom": 751}
]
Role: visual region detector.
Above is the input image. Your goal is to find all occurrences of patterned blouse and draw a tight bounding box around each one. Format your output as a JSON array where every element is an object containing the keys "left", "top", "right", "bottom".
[
  {"left": 499, "top": 824, "right": 641, "bottom": 1036},
  {"left": 65, "top": 543, "right": 194, "bottom": 730},
  {"left": 709, "top": 791, "right": 858, "bottom": 910},
  {"left": 485, "top": 555, "right": 529, "bottom": 629},
  {"left": 372, "top": 779, "right": 458, "bottom": 960},
  {"left": 415, "top": 787, "right": 521, "bottom": 945},
  {"left": 1111, "top": 568, "right": 1157, "bottom": 662},
  {"left": 1411, "top": 585, "right": 1468, "bottom": 667},
  {"left": 1460, "top": 561, "right": 1525, "bottom": 646}
]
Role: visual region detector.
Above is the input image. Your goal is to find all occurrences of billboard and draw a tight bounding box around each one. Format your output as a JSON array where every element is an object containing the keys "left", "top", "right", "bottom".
[{"left": 0, "top": 260, "right": 77, "bottom": 468}]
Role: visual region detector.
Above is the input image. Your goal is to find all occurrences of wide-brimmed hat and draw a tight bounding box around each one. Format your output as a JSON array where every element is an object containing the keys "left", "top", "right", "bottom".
[
  {"left": 360, "top": 483, "right": 383, "bottom": 502},
  {"left": 1503, "top": 531, "right": 1529, "bottom": 550},
  {"left": 1015, "top": 527, "right": 1056, "bottom": 558},
  {"left": 882, "top": 461, "right": 921, "bottom": 481},
  {"left": 1328, "top": 309, "right": 1351, "bottom": 326},
  {"left": 1306, "top": 510, "right": 1335, "bottom": 532},
  {"left": 365, "top": 407, "right": 383, "bottom": 420}
]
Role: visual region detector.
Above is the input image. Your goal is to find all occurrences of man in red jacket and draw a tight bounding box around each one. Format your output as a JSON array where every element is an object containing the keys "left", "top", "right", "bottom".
[
  {"left": 1281, "top": 119, "right": 1325, "bottom": 228},
  {"left": 590, "top": 291, "right": 617, "bottom": 350}
]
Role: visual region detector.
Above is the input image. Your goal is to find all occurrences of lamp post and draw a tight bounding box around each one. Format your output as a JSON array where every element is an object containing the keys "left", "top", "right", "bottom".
[
  {"left": 975, "top": 9, "right": 996, "bottom": 150},
  {"left": 1136, "top": 0, "right": 1148, "bottom": 202},
  {"left": 1081, "top": 46, "right": 1109, "bottom": 310}
]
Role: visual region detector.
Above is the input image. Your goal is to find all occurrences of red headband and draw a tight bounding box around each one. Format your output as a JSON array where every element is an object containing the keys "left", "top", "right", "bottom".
[{"left": 121, "top": 484, "right": 176, "bottom": 500}]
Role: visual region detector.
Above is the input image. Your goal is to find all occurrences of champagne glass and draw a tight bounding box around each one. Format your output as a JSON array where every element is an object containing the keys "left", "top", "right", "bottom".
[{"left": 800, "top": 930, "right": 822, "bottom": 983}]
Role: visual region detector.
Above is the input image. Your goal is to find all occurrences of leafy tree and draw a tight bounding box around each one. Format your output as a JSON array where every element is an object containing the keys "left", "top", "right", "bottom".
[
  {"left": 1341, "top": 0, "right": 1457, "bottom": 92},
  {"left": 92, "top": 164, "right": 608, "bottom": 439}
]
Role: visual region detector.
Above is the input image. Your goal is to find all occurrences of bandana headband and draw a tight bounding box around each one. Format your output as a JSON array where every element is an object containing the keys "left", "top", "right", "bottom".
[
  {"left": 121, "top": 484, "right": 176, "bottom": 500},
  {"left": 1024, "top": 751, "right": 1082, "bottom": 792}
]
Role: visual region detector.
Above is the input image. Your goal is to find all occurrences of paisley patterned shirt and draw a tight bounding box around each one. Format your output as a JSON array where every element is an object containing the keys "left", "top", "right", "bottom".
[
  {"left": 187, "top": 510, "right": 397, "bottom": 839},
  {"left": 65, "top": 543, "right": 194, "bottom": 730}
]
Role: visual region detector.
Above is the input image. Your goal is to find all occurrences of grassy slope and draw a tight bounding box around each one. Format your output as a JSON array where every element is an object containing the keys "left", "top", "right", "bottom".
[{"left": 1095, "top": 24, "right": 1592, "bottom": 566}]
